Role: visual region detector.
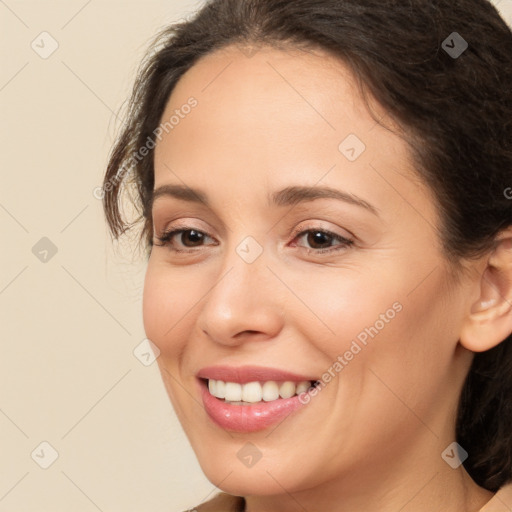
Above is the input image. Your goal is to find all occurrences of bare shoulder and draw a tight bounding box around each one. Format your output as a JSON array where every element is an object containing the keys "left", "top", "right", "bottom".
[
  {"left": 183, "top": 491, "right": 245, "bottom": 512},
  {"left": 479, "top": 481, "right": 512, "bottom": 511}
]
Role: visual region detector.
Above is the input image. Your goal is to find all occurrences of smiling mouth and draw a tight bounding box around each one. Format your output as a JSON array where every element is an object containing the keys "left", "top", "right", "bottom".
[{"left": 202, "top": 378, "right": 319, "bottom": 405}]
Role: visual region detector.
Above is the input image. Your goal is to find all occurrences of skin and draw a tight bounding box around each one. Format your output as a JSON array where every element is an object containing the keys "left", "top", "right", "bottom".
[{"left": 142, "top": 44, "right": 512, "bottom": 512}]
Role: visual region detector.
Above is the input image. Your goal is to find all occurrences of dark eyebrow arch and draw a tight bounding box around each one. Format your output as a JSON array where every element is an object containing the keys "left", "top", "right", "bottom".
[
  {"left": 150, "top": 184, "right": 209, "bottom": 210},
  {"left": 270, "top": 185, "right": 379, "bottom": 215},
  {"left": 149, "top": 184, "right": 379, "bottom": 216}
]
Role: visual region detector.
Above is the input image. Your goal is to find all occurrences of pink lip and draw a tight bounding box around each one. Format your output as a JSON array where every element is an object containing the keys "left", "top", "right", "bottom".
[
  {"left": 196, "top": 365, "right": 317, "bottom": 384},
  {"left": 197, "top": 378, "right": 311, "bottom": 432}
]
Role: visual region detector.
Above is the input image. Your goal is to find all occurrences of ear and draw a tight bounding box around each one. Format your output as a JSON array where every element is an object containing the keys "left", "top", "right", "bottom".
[{"left": 459, "top": 228, "right": 512, "bottom": 352}]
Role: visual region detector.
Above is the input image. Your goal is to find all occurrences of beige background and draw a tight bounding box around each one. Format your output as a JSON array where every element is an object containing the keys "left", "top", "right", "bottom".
[{"left": 1, "top": 1, "right": 511, "bottom": 511}]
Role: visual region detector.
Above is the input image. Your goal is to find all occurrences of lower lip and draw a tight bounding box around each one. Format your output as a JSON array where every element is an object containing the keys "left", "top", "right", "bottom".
[{"left": 198, "top": 379, "right": 309, "bottom": 432}]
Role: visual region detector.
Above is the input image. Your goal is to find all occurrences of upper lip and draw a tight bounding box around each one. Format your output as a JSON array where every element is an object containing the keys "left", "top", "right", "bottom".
[{"left": 196, "top": 365, "right": 317, "bottom": 384}]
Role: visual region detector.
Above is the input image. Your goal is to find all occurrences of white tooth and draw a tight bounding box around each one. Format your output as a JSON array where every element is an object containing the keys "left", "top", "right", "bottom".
[
  {"left": 296, "top": 381, "right": 311, "bottom": 394},
  {"left": 224, "top": 382, "right": 242, "bottom": 401},
  {"left": 215, "top": 380, "right": 226, "bottom": 399},
  {"left": 211, "top": 379, "right": 313, "bottom": 403},
  {"left": 262, "top": 381, "right": 279, "bottom": 401},
  {"left": 279, "top": 381, "right": 296, "bottom": 399},
  {"left": 241, "top": 381, "right": 262, "bottom": 403}
]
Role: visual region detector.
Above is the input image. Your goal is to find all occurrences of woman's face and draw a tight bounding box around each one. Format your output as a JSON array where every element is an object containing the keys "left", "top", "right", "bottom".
[{"left": 143, "top": 45, "right": 476, "bottom": 498}]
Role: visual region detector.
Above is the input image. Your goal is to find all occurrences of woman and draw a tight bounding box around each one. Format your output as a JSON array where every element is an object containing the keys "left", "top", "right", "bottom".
[{"left": 102, "top": 0, "right": 512, "bottom": 510}]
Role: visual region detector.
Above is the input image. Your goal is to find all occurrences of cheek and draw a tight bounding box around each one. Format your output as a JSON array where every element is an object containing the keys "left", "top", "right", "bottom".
[
  {"left": 142, "top": 263, "right": 196, "bottom": 418},
  {"left": 142, "top": 262, "right": 187, "bottom": 357},
  {"left": 299, "top": 260, "right": 453, "bottom": 391},
  {"left": 290, "top": 265, "right": 405, "bottom": 359},
  {"left": 142, "top": 268, "right": 164, "bottom": 344},
  {"left": 345, "top": 271, "right": 458, "bottom": 416}
]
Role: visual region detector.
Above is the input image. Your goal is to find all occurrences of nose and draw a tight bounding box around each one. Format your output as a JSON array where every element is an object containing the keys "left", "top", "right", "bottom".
[{"left": 196, "top": 241, "right": 284, "bottom": 347}]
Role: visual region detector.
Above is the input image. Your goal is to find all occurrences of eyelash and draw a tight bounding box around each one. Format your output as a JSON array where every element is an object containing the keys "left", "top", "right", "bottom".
[{"left": 153, "top": 225, "right": 354, "bottom": 255}]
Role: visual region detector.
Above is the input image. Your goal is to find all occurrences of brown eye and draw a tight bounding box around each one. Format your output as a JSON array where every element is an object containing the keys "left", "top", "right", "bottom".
[
  {"left": 154, "top": 228, "right": 215, "bottom": 251},
  {"left": 292, "top": 228, "right": 354, "bottom": 254},
  {"left": 178, "top": 229, "right": 206, "bottom": 247},
  {"left": 305, "top": 231, "right": 335, "bottom": 250}
]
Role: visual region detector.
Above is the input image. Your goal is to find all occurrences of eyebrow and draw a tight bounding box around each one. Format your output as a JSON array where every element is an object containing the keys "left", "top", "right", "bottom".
[{"left": 150, "top": 184, "right": 379, "bottom": 216}]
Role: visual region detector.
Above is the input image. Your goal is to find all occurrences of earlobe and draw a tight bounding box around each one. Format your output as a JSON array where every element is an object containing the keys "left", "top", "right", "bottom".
[{"left": 460, "top": 230, "right": 512, "bottom": 353}]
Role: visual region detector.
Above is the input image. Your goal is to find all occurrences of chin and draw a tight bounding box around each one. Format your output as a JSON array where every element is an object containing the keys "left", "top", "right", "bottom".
[{"left": 196, "top": 451, "right": 312, "bottom": 497}]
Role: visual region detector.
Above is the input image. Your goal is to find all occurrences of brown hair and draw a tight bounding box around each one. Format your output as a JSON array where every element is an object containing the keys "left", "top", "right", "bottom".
[{"left": 102, "top": 0, "right": 512, "bottom": 491}]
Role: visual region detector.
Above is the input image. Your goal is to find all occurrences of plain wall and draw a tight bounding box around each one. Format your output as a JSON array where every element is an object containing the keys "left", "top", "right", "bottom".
[{"left": 1, "top": 1, "right": 511, "bottom": 511}]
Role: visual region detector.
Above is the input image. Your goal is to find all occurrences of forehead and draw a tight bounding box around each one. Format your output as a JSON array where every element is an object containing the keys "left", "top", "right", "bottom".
[
  {"left": 152, "top": 44, "right": 426, "bottom": 214},
  {"left": 156, "top": 44, "right": 372, "bottom": 151}
]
